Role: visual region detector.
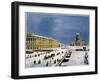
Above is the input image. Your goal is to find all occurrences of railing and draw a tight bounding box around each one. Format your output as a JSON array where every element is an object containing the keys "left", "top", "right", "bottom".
[{"left": 56, "top": 51, "right": 72, "bottom": 66}]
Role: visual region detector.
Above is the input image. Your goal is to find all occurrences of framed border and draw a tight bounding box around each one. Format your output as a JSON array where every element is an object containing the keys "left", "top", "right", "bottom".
[{"left": 11, "top": 1, "right": 98, "bottom": 79}]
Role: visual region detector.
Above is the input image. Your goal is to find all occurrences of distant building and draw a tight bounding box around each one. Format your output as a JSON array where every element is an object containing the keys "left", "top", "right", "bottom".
[
  {"left": 70, "top": 33, "right": 86, "bottom": 46},
  {"left": 26, "top": 32, "right": 60, "bottom": 51}
]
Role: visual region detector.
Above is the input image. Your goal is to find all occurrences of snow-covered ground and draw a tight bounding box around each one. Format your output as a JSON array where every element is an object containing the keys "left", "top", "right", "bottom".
[
  {"left": 25, "top": 48, "right": 69, "bottom": 68},
  {"left": 61, "top": 51, "right": 89, "bottom": 66},
  {"left": 25, "top": 46, "right": 89, "bottom": 68}
]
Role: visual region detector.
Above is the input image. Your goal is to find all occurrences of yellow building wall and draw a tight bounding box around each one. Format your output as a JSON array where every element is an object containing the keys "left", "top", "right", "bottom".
[{"left": 26, "top": 36, "right": 60, "bottom": 50}]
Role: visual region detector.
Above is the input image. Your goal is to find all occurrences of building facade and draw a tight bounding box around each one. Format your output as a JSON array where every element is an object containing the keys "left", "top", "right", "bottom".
[
  {"left": 26, "top": 33, "right": 60, "bottom": 51},
  {"left": 70, "top": 33, "right": 86, "bottom": 46}
]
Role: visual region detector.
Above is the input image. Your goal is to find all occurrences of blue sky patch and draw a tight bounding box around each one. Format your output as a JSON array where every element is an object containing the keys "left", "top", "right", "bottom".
[{"left": 26, "top": 12, "right": 89, "bottom": 44}]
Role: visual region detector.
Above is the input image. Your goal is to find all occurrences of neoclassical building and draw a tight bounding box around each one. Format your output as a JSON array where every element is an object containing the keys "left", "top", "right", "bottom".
[
  {"left": 70, "top": 33, "right": 86, "bottom": 46},
  {"left": 26, "top": 32, "right": 60, "bottom": 51}
]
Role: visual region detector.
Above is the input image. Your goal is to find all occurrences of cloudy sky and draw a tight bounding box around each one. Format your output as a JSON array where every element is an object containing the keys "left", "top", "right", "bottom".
[{"left": 26, "top": 12, "right": 89, "bottom": 44}]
